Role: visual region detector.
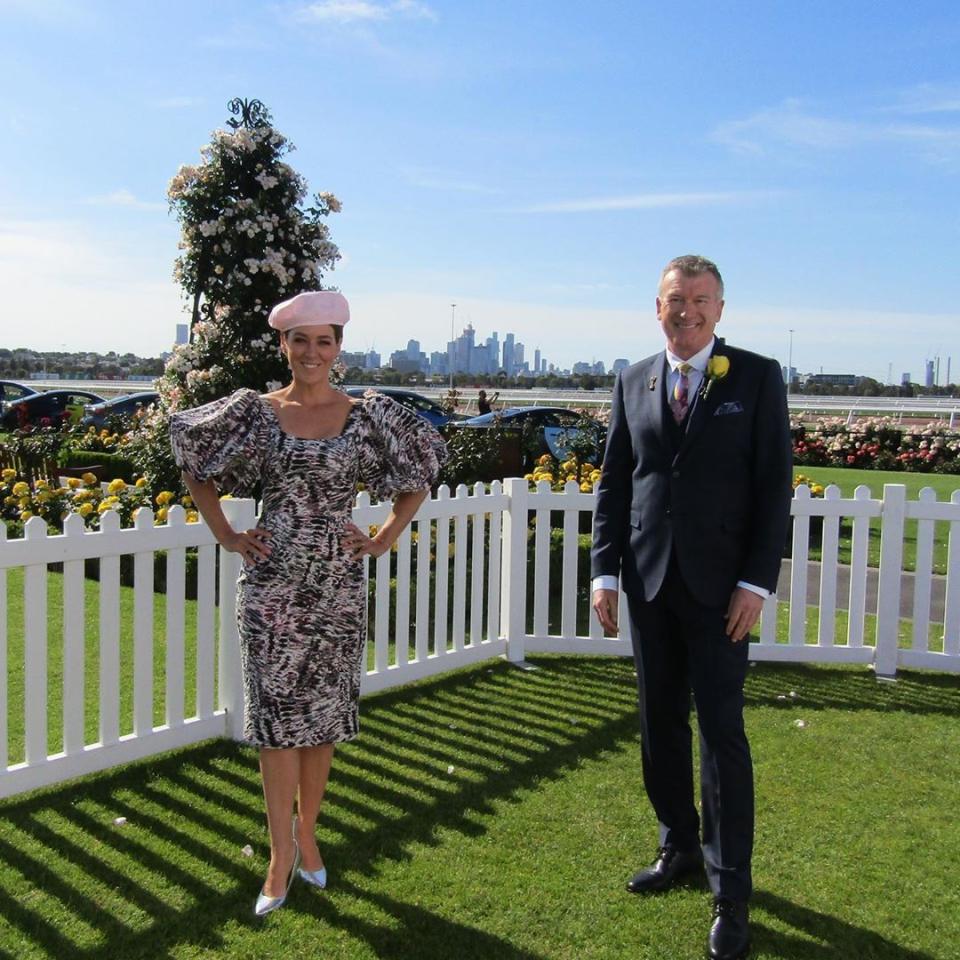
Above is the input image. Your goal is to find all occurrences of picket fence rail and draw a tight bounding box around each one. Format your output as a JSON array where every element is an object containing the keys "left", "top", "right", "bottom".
[{"left": 1, "top": 479, "right": 958, "bottom": 799}]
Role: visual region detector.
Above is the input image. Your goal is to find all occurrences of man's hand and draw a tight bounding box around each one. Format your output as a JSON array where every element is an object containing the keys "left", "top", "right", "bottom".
[
  {"left": 592, "top": 588, "right": 619, "bottom": 635},
  {"left": 724, "top": 587, "right": 764, "bottom": 642}
]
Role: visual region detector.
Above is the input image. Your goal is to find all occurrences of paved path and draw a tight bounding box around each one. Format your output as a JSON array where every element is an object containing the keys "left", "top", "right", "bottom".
[{"left": 777, "top": 560, "right": 946, "bottom": 622}]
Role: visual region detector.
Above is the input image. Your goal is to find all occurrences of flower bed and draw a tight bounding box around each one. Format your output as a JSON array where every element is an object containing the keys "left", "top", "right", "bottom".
[
  {"left": 792, "top": 416, "right": 960, "bottom": 473},
  {"left": 0, "top": 468, "right": 195, "bottom": 538}
]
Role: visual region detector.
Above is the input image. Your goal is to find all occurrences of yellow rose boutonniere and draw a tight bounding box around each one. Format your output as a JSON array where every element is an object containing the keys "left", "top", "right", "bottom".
[{"left": 701, "top": 355, "right": 730, "bottom": 401}]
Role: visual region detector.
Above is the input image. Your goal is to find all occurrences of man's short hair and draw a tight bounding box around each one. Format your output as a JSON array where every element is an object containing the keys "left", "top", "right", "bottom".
[{"left": 660, "top": 255, "right": 724, "bottom": 299}]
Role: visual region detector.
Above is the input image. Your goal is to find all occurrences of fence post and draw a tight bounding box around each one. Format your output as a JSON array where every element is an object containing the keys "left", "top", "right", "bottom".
[
  {"left": 218, "top": 497, "right": 256, "bottom": 739},
  {"left": 501, "top": 477, "right": 528, "bottom": 664},
  {"left": 874, "top": 484, "right": 906, "bottom": 679}
]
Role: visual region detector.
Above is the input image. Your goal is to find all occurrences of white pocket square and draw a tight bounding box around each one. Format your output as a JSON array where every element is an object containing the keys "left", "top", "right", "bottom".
[{"left": 714, "top": 401, "right": 744, "bottom": 416}]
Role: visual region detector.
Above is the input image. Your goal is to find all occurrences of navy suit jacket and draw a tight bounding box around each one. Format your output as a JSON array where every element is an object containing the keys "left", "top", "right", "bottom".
[{"left": 591, "top": 338, "right": 793, "bottom": 609}]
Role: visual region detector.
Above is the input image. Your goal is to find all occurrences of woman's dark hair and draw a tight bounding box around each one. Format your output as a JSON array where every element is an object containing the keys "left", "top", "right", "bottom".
[{"left": 281, "top": 324, "right": 344, "bottom": 344}]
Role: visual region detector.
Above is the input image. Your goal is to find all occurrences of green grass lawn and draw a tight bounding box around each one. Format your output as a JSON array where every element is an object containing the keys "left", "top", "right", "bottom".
[
  {"left": 0, "top": 655, "right": 957, "bottom": 960},
  {"left": 793, "top": 466, "right": 960, "bottom": 574},
  {"left": 4, "top": 566, "right": 204, "bottom": 763}
]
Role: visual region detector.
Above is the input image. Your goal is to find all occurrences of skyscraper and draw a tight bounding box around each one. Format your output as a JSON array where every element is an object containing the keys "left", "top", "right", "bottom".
[{"left": 502, "top": 333, "right": 515, "bottom": 376}]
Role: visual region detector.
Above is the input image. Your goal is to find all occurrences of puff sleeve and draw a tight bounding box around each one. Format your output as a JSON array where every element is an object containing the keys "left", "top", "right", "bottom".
[
  {"left": 356, "top": 393, "right": 448, "bottom": 501},
  {"left": 169, "top": 388, "right": 274, "bottom": 497}
]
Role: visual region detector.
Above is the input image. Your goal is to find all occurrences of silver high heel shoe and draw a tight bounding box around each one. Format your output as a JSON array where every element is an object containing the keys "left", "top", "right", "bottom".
[
  {"left": 254, "top": 840, "right": 301, "bottom": 917},
  {"left": 293, "top": 815, "right": 327, "bottom": 889},
  {"left": 298, "top": 864, "right": 327, "bottom": 889}
]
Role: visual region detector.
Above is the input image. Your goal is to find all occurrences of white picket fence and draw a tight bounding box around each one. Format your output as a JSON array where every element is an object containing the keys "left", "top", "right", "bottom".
[{"left": 2, "top": 479, "right": 959, "bottom": 799}]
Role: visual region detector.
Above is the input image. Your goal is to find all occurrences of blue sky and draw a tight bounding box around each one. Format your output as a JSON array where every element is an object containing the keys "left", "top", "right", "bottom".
[{"left": 1, "top": 0, "right": 958, "bottom": 380}]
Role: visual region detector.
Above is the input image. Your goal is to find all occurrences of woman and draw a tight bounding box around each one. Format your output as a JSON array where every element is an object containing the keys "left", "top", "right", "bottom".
[
  {"left": 170, "top": 291, "right": 446, "bottom": 916},
  {"left": 477, "top": 389, "right": 499, "bottom": 415}
]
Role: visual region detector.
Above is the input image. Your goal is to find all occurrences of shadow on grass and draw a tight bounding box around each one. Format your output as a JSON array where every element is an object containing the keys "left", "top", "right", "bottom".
[
  {"left": 744, "top": 662, "right": 959, "bottom": 717},
  {"left": 0, "top": 656, "right": 639, "bottom": 960},
  {"left": 753, "top": 890, "right": 937, "bottom": 960}
]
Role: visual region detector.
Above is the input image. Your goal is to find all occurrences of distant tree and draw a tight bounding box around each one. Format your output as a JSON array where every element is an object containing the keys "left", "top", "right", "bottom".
[{"left": 128, "top": 97, "right": 342, "bottom": 491}]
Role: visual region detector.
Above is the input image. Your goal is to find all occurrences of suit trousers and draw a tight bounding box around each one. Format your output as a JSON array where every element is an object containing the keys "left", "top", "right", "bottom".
[{"left": 625, "top": 554, "right": 754, "bottom": 900}]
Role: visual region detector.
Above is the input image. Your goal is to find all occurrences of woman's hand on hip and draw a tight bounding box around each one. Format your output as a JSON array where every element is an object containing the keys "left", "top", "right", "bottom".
[
  {"left": 343, "top": 522, "right": 389, "bottom": 561},
  {"left": 221, "top": 527, "right": 273, "bottom": 567}
]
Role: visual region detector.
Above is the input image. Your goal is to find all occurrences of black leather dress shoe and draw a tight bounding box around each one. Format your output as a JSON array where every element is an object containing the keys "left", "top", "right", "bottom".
[
  {"left": 625, "top": 846, "right": 703, "bottom": 894},
  {"left": 708, "top": 897, "right": 750, "bottom": 960}
]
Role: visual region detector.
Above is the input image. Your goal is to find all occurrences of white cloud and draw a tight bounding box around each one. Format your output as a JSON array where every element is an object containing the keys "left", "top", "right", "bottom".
[
  {"left": 886, "top": 83, "right": 960, "bottom": 115},
  {"left": 82, "top": 189, "right": 166, "bottom": 211},
  {"left": 153, "top": 96, "right": 203, "bottom": 110},
  {"left": 713, "top": 100, "right": 865, "bottom": 153},
  {"left": 510, "top": 191, "right": 779, "bottom": 214},
  {"left": 713, "top": 98, "right": 960, "bottom": 160},
  {"left": 0, "top": 219, "right": 184, "bottom": 354},
  {"left": 402, "top": 167, "right": 501, "bottom": 194},
  {"left": 294, "top": 0, "right": 436, "bottom": 23},
  {"left": 0, "top": 0, "right": 80, "bottom": 23}
]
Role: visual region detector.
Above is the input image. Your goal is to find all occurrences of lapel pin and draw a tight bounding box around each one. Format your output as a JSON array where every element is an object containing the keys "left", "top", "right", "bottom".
[{"left": 648, "top": 376, "right": 657, "bottom": 390}]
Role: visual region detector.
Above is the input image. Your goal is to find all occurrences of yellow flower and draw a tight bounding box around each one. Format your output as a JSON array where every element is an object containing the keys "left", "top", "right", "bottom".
[
  {"left": 812, "top": 484, "right": 824, "bottom": 495},
  {"left": 97, "top": 501, "right": 113, "bottom": 514},
  {"left": 12, "top": 481, "right": 30, "bottom": 497},
  {"left": 580, "top": 481, "right": 593, "bottom": 492},
  {"left": 73, "top": 488, "right": 93, "bottom": 501},
  {"left": 538, "top": 473, "right": 554, "bottom": 484},
  {"left": 36, "top": 490, "right": 52, "bottom": 503},
  {"left": 707, "top": 355, "right": 730, "bottom": 379},
  {"left": 20, "top": 510, "right": 33, "bottom": 521},
  {"left": 81, "top": 472, "right": 98, "bottom": 485},
  {"left": 219, "top": 493, "right": 234, "bottom": 500},
  {"left": 135, "top": 477, "right": 148, "bottom": 488},
  {"left": 34, "top": 479, "right": 50, "bottom": 490},
  {"left": 19, "top": 496, "right": 31, "bottom": 509},
  {"left": 78, "top": 502, "right": 94, "bottom": 517},
  {"left": 1, "top": 468, "right": 16, "bottom": 481},
  {"left": 524, "top": 473, "right": 535, "bottom": 481},
  {"left": 181, "top": 495, "right": 194, "bottom": 508},
  {"left": 538, "top": 454, "right": 553, "bottom": 466},
  {"left": 186, "top": 510, "right": 200, "bottom": 523},
  {"left": 66, "top": 477, "right": 81, "bottom": 489},
  {"left": 155, "top": 491, "right": 174, "bottom": 506},
  {"left": 107, "top": 478, "right": 126, "bottom": 494},
  {"left": 156, "top": 506, "right": 169, "bottom": 523}
]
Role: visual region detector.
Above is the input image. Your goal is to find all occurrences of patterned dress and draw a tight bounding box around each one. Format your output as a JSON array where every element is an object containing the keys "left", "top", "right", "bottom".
[{"left": 170, "top": 388, "right": 447, "bottom": 748}]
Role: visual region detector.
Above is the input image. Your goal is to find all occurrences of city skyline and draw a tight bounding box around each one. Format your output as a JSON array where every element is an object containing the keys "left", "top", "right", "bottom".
[{"left": 1, "top": 3, "right": 957, "bottom": 378}]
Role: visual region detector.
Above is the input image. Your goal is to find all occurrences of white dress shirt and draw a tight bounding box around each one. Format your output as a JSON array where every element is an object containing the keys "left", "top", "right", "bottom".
[{"left": 592, "top": 338, "right": 768, "bottom": 602}]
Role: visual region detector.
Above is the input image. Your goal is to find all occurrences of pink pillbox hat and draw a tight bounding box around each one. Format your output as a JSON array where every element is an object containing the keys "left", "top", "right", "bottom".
[{"left": 267, "top": 291, "right": 350, "bottom": 332}]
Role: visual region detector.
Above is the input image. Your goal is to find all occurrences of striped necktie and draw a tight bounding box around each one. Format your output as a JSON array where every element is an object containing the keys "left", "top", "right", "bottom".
[{"left": 671, "top": 362, "right": 692, "bottom": 424}]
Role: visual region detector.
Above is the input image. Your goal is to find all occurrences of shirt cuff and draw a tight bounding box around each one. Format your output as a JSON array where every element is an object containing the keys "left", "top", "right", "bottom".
[
  {"left": 737, "top": 580, "right": 769, "bottom": 599},
  {"left": 592, "top": 575, "right": 619, "bottom": 593}
]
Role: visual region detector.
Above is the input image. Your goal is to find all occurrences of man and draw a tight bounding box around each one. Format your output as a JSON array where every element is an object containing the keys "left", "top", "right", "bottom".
[{"left": 591, "top": 256, "right": 792, "bottom": 960}]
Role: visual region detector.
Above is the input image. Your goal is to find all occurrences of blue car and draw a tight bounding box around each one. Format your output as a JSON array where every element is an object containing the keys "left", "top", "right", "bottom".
[
  {"left": 1, "top": 389, "right": 105, "bottom": 430},
  {"left": 345, "top": 388, "right": 463, "bottom": 427},
  {"left": 454, "top": 406, "right": 605, "bottom": 464},
  {"left": 0, "top": 379, "right": 38, "bottom": 413},
  {"left": 81, "top": 391, "right": 159, "bottom": 429}
]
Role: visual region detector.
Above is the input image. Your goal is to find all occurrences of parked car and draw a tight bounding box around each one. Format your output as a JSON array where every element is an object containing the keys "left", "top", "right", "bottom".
[
  {"left": 0, "top": 389, "right": 106, "bottom": 430},
  {"left": 81, "top": 391, "right": 159, "bottom": 429},
  {"left": 0, "top": 379, "right": 38, "bottom": 413},
  {"left": 345, "top": 387, "right": 465, "bottom": 427},
  {"left": 453, "top": 406, "right": 606, "bottom": 466}
]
